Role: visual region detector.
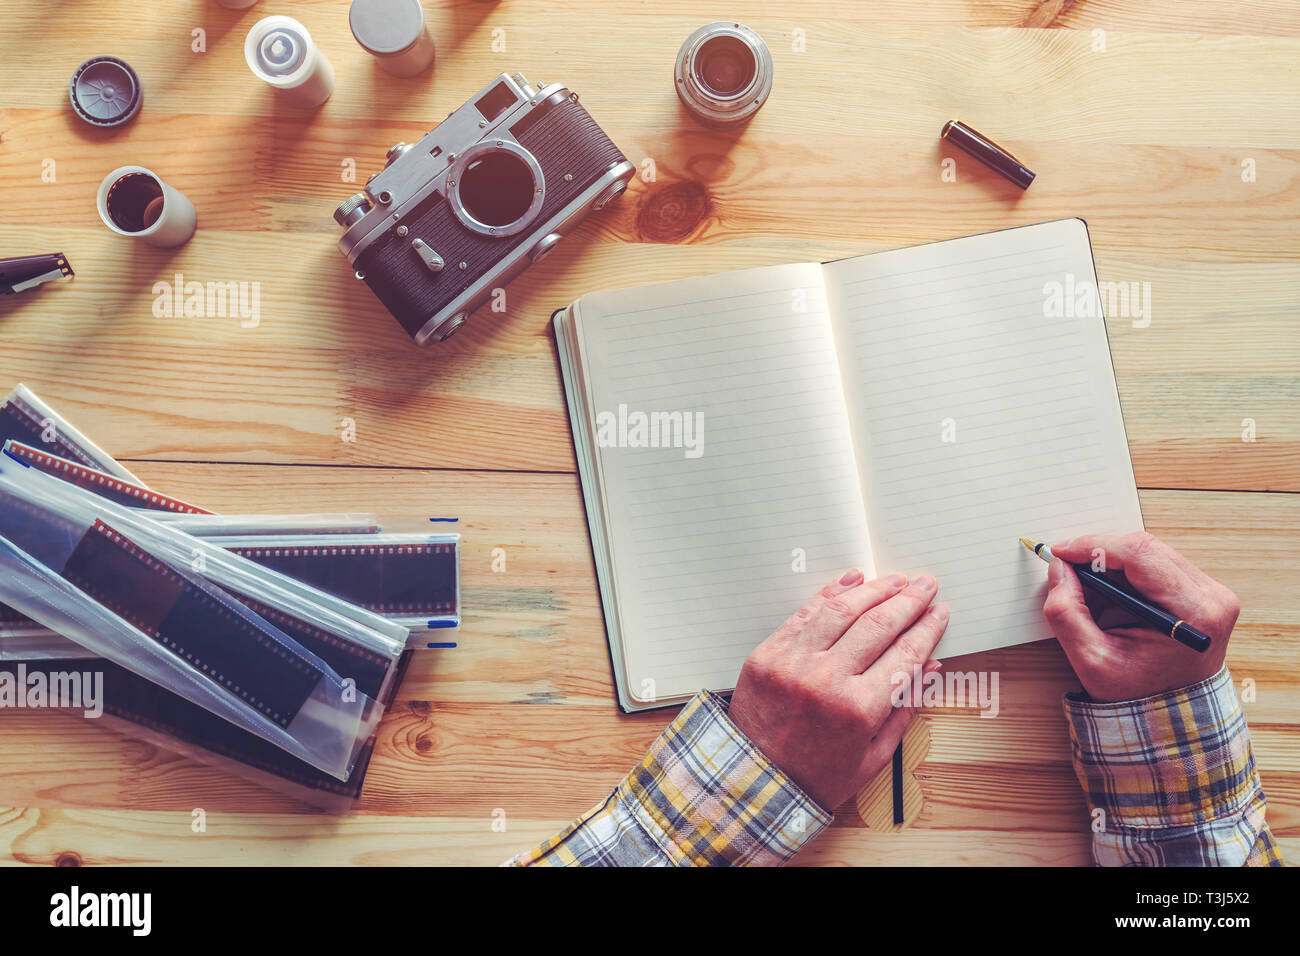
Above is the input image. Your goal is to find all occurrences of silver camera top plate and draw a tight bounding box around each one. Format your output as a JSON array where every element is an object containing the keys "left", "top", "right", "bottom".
[{"left": 338, "top": 74, "right": 568, "bottom": 264}]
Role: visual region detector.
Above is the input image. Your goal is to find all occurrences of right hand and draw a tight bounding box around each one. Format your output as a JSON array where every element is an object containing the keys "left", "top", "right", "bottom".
[{"left": 1043, "top": 531, "right": 1238, "bottom": 703}]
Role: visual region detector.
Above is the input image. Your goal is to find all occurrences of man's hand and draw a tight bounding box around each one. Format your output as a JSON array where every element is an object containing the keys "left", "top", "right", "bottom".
[
  {"left": 728, "top": 568, "right": 948, "bottom": 811},
  {"left": 1044, "top": 531, "right": 1237, "bottom": 702}
]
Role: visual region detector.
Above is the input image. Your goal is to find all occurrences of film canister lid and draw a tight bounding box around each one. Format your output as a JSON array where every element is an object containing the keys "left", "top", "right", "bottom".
[
  {"left": 349, "top": 0, "right": 435, "bottom": 76},
  {"left": 69, "top": 55, "right": 143, "bottom": 128}
]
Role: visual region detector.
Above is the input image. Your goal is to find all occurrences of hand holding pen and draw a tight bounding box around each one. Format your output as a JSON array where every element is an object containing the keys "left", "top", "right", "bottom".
[{"left": 1033, "top": 531, "right": 1236, "bottom": 702}]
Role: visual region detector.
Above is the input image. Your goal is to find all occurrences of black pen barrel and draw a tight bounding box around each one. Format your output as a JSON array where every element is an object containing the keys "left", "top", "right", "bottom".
[{"left": 1072, "top": 564, "right": 1212, "bottom": 652}]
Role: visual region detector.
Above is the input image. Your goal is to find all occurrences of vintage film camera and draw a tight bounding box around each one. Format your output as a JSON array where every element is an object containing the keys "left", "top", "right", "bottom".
[{"left": 335, "top": 72, "right": 635, "bottom": 345}]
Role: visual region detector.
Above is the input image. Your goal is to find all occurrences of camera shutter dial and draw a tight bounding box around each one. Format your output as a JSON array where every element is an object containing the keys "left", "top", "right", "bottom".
[{"left": 385, "top": 142, "right": 413, "bottom": 167}]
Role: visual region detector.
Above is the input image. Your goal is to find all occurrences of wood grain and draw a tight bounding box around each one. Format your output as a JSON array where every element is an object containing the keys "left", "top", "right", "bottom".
[{"left": 0, "top": 0, "right": 1296, "bottom": 866}]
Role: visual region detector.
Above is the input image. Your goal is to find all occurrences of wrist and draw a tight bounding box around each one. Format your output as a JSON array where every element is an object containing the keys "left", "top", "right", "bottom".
[
  {"left": 721, "top": 693, "right": 838, "bottom": 813},
  {"left": 1078, "top": 655, "right": 1227, "bottom": 704}
]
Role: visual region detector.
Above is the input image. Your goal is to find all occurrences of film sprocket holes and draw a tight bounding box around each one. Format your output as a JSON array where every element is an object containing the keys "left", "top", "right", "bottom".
[{"left": 334, "top": 72, "right": 635, "bottom": 345}]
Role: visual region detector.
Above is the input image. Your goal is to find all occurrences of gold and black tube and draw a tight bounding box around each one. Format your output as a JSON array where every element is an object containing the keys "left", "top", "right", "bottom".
[{"left": 941, "top": 120, "right": 1036, "bottom": 190}]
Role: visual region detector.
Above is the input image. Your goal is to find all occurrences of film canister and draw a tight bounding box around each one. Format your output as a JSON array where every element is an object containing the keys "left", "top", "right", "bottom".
[
  {"left": 941, "top": 120, "right": 1035, "bottom": 190},
  {"left": 69, "top": 55, "right": 143, "bottom": 128},
  {"left": 245, "top": 15, "right": 335, "bottom": 108},
  {"left": 96, "top": 165, "right": 197, "bottom": 249},
  {"left": 349, "top": 0, "right": 436, "bottom": 78}
]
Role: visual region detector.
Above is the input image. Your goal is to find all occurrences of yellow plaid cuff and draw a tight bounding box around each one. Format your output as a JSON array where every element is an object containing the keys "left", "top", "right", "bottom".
[{"left": 507, "top": 690, "right": 831, "bottom": 866}]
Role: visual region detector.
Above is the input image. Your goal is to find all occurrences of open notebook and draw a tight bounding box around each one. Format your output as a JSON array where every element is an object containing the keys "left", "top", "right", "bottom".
[{"left": 554, "top": 219, "right": 1143, "bottom": 712}]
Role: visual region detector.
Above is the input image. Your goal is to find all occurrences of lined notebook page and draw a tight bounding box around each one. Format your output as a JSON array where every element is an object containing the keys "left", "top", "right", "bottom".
[
  {"left": 823, "top": 220, "right": 1143, "bottom": 658},
  {"left": 575, "top": 264, "right": 870, "bottom": 702}
]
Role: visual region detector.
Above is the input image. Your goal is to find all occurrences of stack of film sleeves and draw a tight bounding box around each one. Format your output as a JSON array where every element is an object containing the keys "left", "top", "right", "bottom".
[{"left": 0, "top": 384, "right": 460, "bottom": 809}]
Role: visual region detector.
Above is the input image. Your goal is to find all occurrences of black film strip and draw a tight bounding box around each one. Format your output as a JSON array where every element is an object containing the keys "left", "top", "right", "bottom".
[
  {"left": 230, "top": 541, "right": 458, "bottom": 618},
  {"left": 5, "top": 442, "right": 208, "bottom": 513},
  {"left": 61, "top": 519, "right": 326, "bottom": 729},
  {"left": 0, "top": 392, "right": 105, "bottom": 472}
]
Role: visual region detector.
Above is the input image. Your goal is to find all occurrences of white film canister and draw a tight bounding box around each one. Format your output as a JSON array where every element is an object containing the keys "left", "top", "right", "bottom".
[
  {"left": 96, "top": 166, "right": 197, "bottom": 249},
  {"left": 244, "top": 15, "right": 334, "bottom": 108}
]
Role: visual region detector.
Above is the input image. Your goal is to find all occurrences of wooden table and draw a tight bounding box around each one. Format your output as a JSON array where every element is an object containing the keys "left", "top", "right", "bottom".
[{"left": 0, "top": 0, "right": 1296, "bottom": 866}]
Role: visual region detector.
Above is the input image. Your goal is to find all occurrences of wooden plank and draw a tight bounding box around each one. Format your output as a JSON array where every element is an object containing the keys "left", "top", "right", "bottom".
[
  {"left": 0, "top": 807, "right": 551, "bottom": 867},
  {"left": 3, "top": 7, "right": 1299, "bottom": 135},
  {"left": 0, "top": 232, "right": 1295, "bottom": 486},
  {"left": 0, "top": 463, "right": 1293, "bottom": 865}
]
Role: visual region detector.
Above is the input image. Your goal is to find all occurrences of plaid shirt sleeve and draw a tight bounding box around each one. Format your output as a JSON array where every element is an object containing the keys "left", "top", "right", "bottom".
[
  {"left": 504, "top": 690, "right": 831, "bottom": 866},
  {"left": 1064, "top": 665, "right": 1283, "bottom": 867}
]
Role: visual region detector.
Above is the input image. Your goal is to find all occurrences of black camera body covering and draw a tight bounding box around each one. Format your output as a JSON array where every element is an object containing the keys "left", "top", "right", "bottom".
[{"left": 335, "top": 73, "right": 635, "bottom": 345}]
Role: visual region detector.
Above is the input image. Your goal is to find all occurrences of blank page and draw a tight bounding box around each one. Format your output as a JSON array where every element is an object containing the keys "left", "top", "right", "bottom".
[
  {"left": 574, "top": 263, "right": 871, "bottom": 702},
  {"left": 823, "top": 220, "right": 1143, "bottom": 659}
]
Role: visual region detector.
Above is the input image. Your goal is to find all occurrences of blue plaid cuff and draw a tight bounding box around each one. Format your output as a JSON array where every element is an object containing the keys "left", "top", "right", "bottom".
[{"left": 1063, "top": 666, "right": 1282, "bottom": 866}]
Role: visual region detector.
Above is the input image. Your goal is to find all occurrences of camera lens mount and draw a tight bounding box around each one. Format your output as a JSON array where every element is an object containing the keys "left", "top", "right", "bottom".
[{"left": 447, "top": 140, "right": 545, "bottom": 237}]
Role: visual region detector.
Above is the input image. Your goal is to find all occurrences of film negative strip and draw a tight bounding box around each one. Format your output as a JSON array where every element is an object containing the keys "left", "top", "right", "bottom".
[
  {"left": 4, "top": 531, "right": 460, "bottom": 639},
  {"left": 0, "top": 652, "right": 413, "bottom": 805},
  {"left": 1, "top": 252, "right": 74, "bottom": 294},
  {"left": 0, "top": 393, "right": 105, "bottom": 472},
  {"left": 222, "top": 537, "right": 459, "bottom": 622},
  {"left": 0, "top": 395, "right": 456, "bottom": 669},
  {"left": 0, "top": 603, "right": 33, "bottom": 626},
  {"left": 62, "top": 519, "right": 326, "bottom": 729},
  {"left": 0, "top": 385, "right": 139, "bottom": 483},
  {"left": 0, "top": 442, "right": 208, "bottom": 635},
  {"left": 4, "top": 442, "right": 209, "bottom": 513},
  {"left": 228, "top": 592, "right": 397, "bottom": 714}
]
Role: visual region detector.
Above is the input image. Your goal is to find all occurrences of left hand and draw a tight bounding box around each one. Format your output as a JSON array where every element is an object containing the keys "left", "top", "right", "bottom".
[{"left": 728, "top": 568, "right": 947, "bottom": 811}]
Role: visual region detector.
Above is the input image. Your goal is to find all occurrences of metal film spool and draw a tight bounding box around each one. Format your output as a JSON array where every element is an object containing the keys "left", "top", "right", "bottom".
[
  {"left": 674, "top": 21, "right": 774, "bottom": 127},
  {"left": 349, "top": 0, "right": 436, "bottom": 77}
]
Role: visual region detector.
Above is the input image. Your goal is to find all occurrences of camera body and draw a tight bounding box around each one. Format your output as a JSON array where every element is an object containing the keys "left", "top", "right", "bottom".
[{"left": 335, "top": 72, "right": 635, "bottom": 345}]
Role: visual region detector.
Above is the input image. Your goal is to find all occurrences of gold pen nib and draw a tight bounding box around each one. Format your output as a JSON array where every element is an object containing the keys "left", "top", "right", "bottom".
[{"left": 1020, "top": 537, "right": 1053, "bottom": 562}]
